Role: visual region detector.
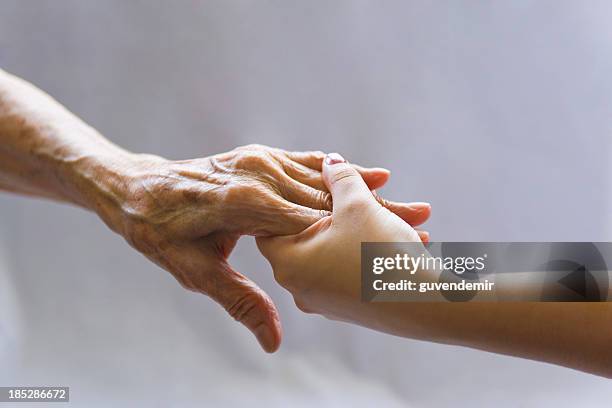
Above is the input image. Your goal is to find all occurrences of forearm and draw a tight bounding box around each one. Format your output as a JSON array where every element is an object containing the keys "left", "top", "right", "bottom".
[
  {"left": 0, "top": 69, "right": 140, "bottom": 231},
  {"left": 365, "top": 301, "right": 612, "bottom": 377},
  {"left": 358, "top": 245, "right": 612, "bottom": 376},
  {"left": 317, "top": 247, "right": 612, "bottom": 376}
]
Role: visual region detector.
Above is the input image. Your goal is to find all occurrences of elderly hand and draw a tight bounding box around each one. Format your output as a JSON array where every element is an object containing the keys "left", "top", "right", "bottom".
[{"left": 96, "top": 145, "right": 429, "bottom": 352}]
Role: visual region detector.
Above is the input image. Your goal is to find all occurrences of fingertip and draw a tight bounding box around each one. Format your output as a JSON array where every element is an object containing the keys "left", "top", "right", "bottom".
[
  {"left": 411, "top": 202, "right": 431, "bottom": 211},
  {"left": 385, "top": 201, "right": 431, "bottom": 226},
  {"left": 369, "top": 167, "right": 391, "bottom": 176},
  {"left": 254, "top": 320, "right": 282, "bottom": 353},
  {"left": 322, "top": 154, "right": 374, "bottom": 205},
  {"left": 211, "top": 260, "right": 283, "bottom": 354},
  {"left": 361, "top": 168, "right": 390, "bottom": 190},
  {"left": 411, "top": 202, "right": 432, "bottom": 221},
  {"left": 246, "top": 292, "right": 283, "bottom": 353},
  {"left": 418, "top": 230, "right": 430, "bottom": 243},
  {"left": 324, "top": 152, "right": 347, "bottom": 165}
]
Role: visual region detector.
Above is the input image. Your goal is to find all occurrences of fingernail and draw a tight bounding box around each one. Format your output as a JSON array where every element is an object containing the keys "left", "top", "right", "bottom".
[
  {"left": 419, "top": 231, "right": 430, "bottom": 243},
  {"left": 325, "top": 152, "right": 346, "bottom": 165}
]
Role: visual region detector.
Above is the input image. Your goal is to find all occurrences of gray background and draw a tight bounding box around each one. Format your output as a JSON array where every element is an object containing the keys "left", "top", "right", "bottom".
[{"left": 0, "top": 1, "right": 611, "bottom": 406}]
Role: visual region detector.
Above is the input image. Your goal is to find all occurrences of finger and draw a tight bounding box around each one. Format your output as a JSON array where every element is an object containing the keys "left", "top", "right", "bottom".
[
  {"left": 214, "top": 261, "right": 282, "bottom": 353},
  {"left": 219, "top": 185, "right": 330, "bottom": 237},
  {"left": 282, "top": 158, "right": 389, "bottom": 193},
  {"left": 354, "top": 165, "right": 391, "bottom": 190},
  {"left": 372, "top": 194, "right": 432, "bottom": 227},
  {"left": 285, "top": 150, "right": 390, "bottom": 189},
  {"left": 286, "top": 152, "right": 428, "bottom": 226},
  {"left": 284, "top": 150, "right": 326, "bottom": 170},
  {"left": 417, "top": 230, "right": 430, "bottom": 243},
  {"left": 322, "top": 152, "right": 376, "bottom": 212},
  {"left": 278, "top": 173, "right": 332, "bottom": 211},
  {"left": 279, "top": 158, "right": 327, "bottom": 191},
  {"left": 255, "top": 196, "right": 331, "bottom": 236},
  {"left": 175, "top": 246, "right": 283, "bottom": 353}
]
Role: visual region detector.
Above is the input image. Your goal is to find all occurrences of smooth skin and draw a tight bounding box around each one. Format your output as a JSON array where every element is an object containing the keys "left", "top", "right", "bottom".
[
  {"left": 0, "top": 69, "right": 433, "bottom": 352},
  {"left": 257, "top": 153, "right": 612, "bottom": 378}
]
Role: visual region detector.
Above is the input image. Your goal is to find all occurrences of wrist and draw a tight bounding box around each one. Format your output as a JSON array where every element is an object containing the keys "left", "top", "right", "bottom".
[{"left": 63, "top": 141, "right": 167, "bottom": 235}]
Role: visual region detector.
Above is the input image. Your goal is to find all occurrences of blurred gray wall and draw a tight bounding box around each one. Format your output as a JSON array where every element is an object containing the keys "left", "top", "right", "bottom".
[{"left": 0, "top": 1, "right": 611, "bottom": 407}]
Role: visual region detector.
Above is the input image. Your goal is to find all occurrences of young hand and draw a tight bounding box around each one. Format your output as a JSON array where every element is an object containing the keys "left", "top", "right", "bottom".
[{"left": 256, "top": 153, "right": 430, "bottom": 325}]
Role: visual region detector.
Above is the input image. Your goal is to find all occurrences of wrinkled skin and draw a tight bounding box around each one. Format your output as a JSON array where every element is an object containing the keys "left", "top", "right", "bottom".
[{"left": 113, "top": 145, "right": 431, "bottom": 352}]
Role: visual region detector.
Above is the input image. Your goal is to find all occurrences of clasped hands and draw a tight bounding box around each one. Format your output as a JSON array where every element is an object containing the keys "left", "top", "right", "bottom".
[{"left": 110, "top": 145, "right": 430, "bottom": 352}]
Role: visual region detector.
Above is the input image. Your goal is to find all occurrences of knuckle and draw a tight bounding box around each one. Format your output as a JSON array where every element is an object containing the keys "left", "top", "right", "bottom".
[
  {"left": 330, "top": 168, "right": 359, "bottom": 185},
  {"left": 236, "top": 143, "right": 269, "bottom": 152},
  {"left": 304, "top": 150, "right": 325, "bottom": 162},
  {"left": 319, "top": 191, "right": 333, "bottom": 210},
  {"left": 236, "top": 150, "right": 273, "bottom": 170},
  {"left": 375, "top": 194, "right": 390, "bottom": 208},
  {"left": 226, "top": 291, "right": 262, "bottom": 323}
]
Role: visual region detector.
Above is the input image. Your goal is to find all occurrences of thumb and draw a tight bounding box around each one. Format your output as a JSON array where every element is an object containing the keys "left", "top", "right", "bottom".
[
  {"left": 322, "top": 153, "right": 376, "bottom": 212},
  {"left": 210, "top": 260, "right": 282, "bottom": 353},
  {"left": 177, "top": 243, "right": 283, "bottom": 353}
]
